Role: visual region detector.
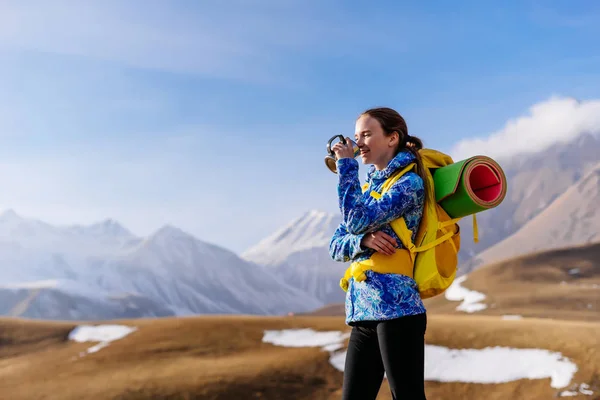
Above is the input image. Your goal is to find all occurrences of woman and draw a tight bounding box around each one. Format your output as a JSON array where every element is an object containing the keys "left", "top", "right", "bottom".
[{"left": 328, "top": 107, "right": 429, "bottom": 400}]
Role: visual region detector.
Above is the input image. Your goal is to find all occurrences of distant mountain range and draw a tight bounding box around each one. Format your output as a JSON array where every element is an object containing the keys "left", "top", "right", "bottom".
[
  {"left": 0, "top": 210, "right": 322, "bottom": 320},
  {"left": 2, "top": 132, "right": 599, "bottom": 320}
]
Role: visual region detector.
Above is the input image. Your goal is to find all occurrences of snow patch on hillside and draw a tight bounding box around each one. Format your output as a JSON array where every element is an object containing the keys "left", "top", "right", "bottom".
[
  {"left": 69, "top": 324, "right": 138, "bottom": 355},
  {"left": 444, "top": 275, "right": 488, "bottom": 313}
]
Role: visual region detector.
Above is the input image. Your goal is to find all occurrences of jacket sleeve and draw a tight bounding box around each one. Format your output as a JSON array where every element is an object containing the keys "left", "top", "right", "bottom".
[
  {"left": 336, "top": 157, "right": 424, "bottom": 235},
  {"left": 328, "top": 222, "right": 366, "bottom": 262}
]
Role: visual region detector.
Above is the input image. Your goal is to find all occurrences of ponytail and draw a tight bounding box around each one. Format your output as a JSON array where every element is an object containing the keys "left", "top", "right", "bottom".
[{"left": 400, "top": 135, "right": 432, "bottom": 202}]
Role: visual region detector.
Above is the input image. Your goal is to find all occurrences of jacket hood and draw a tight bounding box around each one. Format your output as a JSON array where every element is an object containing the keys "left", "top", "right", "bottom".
[{"left": 366, "top": 149, "right": 416, "bottom": 182}]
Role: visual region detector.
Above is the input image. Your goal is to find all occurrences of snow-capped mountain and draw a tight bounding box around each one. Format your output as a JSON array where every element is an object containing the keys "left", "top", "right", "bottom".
[
  {"left": 242, "top": 210, "right": 348, "bottom": 304},
  {"left": 0, "top": 211, "right": 322, "bottom": 320},
  {"left": 242, "top": 210, "right": 341, "bottom": 266},
  {"left": 66, "top": 218, "right": 137, "bottom": 242},
  {"left": 0, "top": 209, "right": 140, "bottom": 258},
  {"left": 90, "top": 225, "right": 324, "bottom": 315}
]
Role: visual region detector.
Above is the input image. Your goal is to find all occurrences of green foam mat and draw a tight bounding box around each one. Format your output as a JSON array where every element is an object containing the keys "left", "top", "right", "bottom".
[{"left": 432, "top": 155, "right": 507, "bottom": 218}]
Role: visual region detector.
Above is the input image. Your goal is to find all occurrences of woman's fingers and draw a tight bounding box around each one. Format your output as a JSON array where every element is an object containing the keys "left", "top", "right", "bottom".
[
  {"left": 363, "top": 232, "right": 399, "bottom": 255},
  {"left": 378, "top": 232, "right": 398, "bottom": 249},
  {"left": 372, "top": 232, "right": 397, "bottom": 255},
  {"left": 371, "top": 242, "right": 385, "bottom": 254},
  {"left": 379, "top": 239, "right": 395, "bottom": 255},
  {"left": 367, "top": 234, "right": 386, "bottom": 255}
]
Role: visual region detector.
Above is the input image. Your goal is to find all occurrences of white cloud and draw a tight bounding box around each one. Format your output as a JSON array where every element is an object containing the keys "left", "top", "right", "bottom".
[{"left": 450, "top": 96, "right": 600, "bottom": 160}]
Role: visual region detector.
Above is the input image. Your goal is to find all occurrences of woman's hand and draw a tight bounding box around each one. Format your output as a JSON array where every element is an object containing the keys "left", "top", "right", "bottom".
[
  {"left": 361, "top": 231, "right": 398, "bottom": 255},
  {"left": 331, "top": 137, "right": 355, "bottom": 159}
]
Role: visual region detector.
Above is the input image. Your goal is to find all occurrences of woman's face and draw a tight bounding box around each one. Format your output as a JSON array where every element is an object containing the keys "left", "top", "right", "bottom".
[{"left": 354, "top": 114, "right": 398, "bottom": 169}]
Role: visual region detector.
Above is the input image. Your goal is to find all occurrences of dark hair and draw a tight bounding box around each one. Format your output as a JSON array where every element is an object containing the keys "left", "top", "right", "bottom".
[{"left": 360, "top": 107, "right": 431, "bottom": 200}]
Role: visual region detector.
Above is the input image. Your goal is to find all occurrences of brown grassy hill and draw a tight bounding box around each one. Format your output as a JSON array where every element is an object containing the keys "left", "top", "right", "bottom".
[
  {"left": 0, "top": 315, "right": 346, "bottom": 400},
  {"left": 1, "top": 314, "right": 599, "bottom": 400},
  {"left": 424, "top": 241, "right": 600, "bottom": 321}
]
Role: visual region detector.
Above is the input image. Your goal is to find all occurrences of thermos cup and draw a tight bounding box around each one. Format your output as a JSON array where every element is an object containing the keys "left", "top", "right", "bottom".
[{"left": 324, "top": 134, "right": 360, "bottom": 173}]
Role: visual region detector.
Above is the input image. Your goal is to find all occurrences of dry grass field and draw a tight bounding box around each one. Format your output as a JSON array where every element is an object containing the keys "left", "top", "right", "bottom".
[
  {"left": 1, "top": 314, "right": 599, "bottom": 399},
  {"left": 423, "top": 242, "right": 600, "bottom": 321},
  {"left": 0, "top": 315, "right": 348, "bottom": 400},
  {"left": 1, "top": 242, "right": 599, "bottom": 399}
]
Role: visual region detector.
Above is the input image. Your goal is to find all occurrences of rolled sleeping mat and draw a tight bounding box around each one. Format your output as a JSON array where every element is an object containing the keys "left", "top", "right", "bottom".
[{"left": 432, "top": 155, "right": 507, "bottom": 219}]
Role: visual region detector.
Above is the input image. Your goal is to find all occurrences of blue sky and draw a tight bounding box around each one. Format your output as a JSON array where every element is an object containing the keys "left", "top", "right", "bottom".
[{"left": 1, "top": 0, "right": 600, "bottom": 252}]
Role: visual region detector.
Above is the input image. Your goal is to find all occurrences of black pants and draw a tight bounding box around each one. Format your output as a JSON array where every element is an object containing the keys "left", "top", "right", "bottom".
[{"left": 342, "top": 312, "right": 427, "bottom": 400}]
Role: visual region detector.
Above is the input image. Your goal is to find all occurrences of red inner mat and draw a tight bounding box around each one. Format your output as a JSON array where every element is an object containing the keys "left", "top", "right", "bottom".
[{"left": 468, "top": 164, "right": 502, "bottom": 202}]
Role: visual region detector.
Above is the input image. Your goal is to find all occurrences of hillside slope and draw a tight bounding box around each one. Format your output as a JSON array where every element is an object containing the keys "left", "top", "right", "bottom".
[{"left": 425, "top": 242, "right": 600, "bottom": 321}]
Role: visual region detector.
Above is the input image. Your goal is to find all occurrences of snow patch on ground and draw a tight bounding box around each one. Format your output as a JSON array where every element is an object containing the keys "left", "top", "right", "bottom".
[
  {"left": 424, "top": 345, "right": 576, "bottom": 389},
  {"left": 444, "top": 275, "right": 488, "bottom": 312},
  {"left": 558, "top": 383, "right": 594, "bottom": 397},
  {"left": 262, "top": 328, "right": 585, "bottom": 391},
  {"left": 263, "top": 328, "right": 350, "bottom": 367},
  {"left": 68, "top": 324, "right": 137, "bottom": 355},
  {"left": 262, "top": 328, "right": 349, "bottom": 349}
]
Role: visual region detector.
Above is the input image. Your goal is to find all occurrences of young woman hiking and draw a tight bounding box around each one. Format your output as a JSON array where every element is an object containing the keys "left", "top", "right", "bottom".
[{"left": 329, "top": 107, "right": 428, "bottom": 400}]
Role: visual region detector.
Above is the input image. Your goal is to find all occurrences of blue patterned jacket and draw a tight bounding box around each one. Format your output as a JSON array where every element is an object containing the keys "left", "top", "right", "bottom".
[{"left": 328, "top": 149, "right": 427, "bottom": 325}]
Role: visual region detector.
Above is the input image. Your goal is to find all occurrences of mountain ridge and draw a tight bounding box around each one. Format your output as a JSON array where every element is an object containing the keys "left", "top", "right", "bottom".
[{"left": 0, "top": 209, "right": 323, "bottom": 320}]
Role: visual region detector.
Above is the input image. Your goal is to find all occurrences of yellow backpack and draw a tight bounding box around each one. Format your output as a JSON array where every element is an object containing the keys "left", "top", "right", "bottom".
[{"left": 339, "top": 149, "right": 477, "bottom": 299}]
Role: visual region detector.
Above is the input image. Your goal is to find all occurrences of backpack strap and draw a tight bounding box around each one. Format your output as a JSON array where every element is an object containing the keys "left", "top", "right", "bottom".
[
  {"left": 368, "top": 163, "right": 419, "bottom": 260},
  {"left": 368, "top": 163, "right": 416, "bottom": 198},
  {"left": 369, "top": 163, "right": 479, "bottom": 249}
]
